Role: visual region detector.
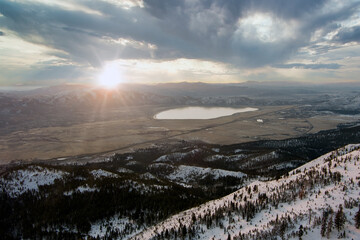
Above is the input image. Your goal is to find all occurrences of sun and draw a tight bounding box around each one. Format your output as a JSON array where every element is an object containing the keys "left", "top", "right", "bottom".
[{"left": 96, "top": 62, "right": 123, "bottom": 89}]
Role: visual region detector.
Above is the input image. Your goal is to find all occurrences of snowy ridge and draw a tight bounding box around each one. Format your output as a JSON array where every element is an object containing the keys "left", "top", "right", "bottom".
[
  {"left": 204, "top": 154, "right": 248, "bottom": 162},
  {"left": 0, "top": 166, "right": 67, "bottom": 197},
  {"left": 237, "top": 151, "right": 280, "bottom": 168},
  {"left": 167, "top": 165, "right": 246, "bottom": 183},
  {"left": 154, "top": 149, "right": 201, "bottom": 163},
  {"left": 132, "top": 144, "right": 360, "bottom": 240},
  {"left": 64, "top": 184, "right": 98, "bottom": 196},
  {"left": 90, "top": 169, "right": 119, "bottom": 179},
  {"left": 121, "top": 180, "right": 169, "bottom": 194}
]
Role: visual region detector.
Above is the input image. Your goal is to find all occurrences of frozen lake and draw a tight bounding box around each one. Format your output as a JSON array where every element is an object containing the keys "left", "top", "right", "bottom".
[{"left": 154, "top": 106, "right": 258, "bottom": 120}]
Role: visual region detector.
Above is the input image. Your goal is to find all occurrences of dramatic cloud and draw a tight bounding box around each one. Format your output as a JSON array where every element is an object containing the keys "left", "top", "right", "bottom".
[
  {"left": 0, "top": 0, "right": 359, "bottom": 85},
  {"left": 334, "top": 26, "right": 360, "bottom": 43},
  {"left": 274, "top": 63, "right": 341, "bottom": 70}
]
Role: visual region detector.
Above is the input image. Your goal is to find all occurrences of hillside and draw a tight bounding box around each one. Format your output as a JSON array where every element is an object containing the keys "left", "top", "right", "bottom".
[
  {"left": 1, "top": 139, "right": 360, "bottom": 239},
  {"left": 0, "top": 141, "right": 251, "bottom": 239},
  {"left": 132, "top": 144, "right": 360, "bottom": 240}
]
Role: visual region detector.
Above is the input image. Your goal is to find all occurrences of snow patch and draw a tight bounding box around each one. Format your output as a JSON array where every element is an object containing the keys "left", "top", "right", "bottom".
[
  {"left": 117, "top": 168, "right": 134, "bottom": 173},
  {"left": 64, "top": 184, "right": 98, "bottom": 196},
  {"left": 211, "top": 148, "right": 220, "bottom": 153},
  {"left": 140, "top": 172, "right": 158, "bottom": 180}
]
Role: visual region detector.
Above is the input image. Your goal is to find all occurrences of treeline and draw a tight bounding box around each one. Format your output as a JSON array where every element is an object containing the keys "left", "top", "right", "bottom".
[{"left": 0, "top": 172, "right": 207, "bottom": 239}]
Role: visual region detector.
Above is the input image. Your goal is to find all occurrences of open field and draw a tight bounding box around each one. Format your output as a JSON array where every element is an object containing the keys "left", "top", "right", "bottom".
[{"left": 0, "top": 104, "right": 357, "bottom": 165}]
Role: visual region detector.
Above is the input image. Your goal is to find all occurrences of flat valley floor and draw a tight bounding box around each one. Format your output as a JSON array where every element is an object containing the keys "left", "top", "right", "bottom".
[{"left": 0, "top": 105, "right": 358, "bottom": 164}]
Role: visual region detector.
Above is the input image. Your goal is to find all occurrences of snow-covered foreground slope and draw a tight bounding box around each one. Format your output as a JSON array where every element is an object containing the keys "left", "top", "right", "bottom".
[
  {"left": 132, "top": 144, "right": 360, "bottom": 240},
  {"left": 89, "top": 215, "right": 145, "bottom": 239}
]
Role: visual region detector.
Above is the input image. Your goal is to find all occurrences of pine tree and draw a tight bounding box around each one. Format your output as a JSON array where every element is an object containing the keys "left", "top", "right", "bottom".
[
  {"left": 298, "top": 225, "right": 304, "bottom": 240},
  {"left": 335, "top": 205, "right": 345, "bottom": 231},
  {"left": 326, "top": 214, "right": 333, "bottom": 238},
  {"left": 355, "top": 205, "right": 360, "bottom": 229},
  {"left": 191, "top": 212, "right": 197, "bottom": 223},
  {"left": 321, "top": 211, "right": 328, "bottom": 237},
  {"left": 279, "top": 220, "right": 287, "bottom": 240},
  {"left": 181, "top": 225, "right": 187, "bottom": 236},
  {"left": 227, "top": 233, "right": 231, "bottom": 240}
]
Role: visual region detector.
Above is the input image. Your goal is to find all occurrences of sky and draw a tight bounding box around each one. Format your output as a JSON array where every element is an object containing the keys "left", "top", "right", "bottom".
[{"left": 0, "top": 0, "right": 360, "bottom": 86}]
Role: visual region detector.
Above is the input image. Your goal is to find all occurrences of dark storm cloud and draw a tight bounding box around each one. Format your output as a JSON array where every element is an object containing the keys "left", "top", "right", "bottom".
[
  {"left": 144, "top": 0, "right": 340, "bottom": 67},
  {"left": 334, "top": 25, "right": 360, "bottom": 43},
  {"left": 0, "top": 0, "right": 359, "bottom": 71},
  {"left": 143, "top": 0, "right": 327, "bottom": 21},
  {"left": 139, "top": 0, "right": 360, "bottom": 67},
  {"left": 274, "top": 63, "right": 341, "bottom": 70}
]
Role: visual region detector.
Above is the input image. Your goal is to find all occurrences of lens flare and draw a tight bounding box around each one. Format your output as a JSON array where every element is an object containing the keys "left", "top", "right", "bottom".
[{"left": 97, "top": 62, "right": 122, "bottom": 89}]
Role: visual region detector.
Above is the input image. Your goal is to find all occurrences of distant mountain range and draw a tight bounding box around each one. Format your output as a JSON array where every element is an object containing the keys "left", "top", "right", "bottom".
[
  {"left": 1, "top": 82, "right": 359, "bottom": 135},
  {"left": 1, "top": 81, "right": 359, "bottom": 108}
]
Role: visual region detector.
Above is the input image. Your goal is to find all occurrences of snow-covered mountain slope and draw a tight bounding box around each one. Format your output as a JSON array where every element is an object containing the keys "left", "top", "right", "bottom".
[
  {"left": 90, "top": 169, "right": 119, "bottom": 179},
  {"left": 0, "top": 166, "right": 67, "bottom": 197},
  {"left": 132, "top": 144, "right": 360, "bottom": 240},
  {"left": 154, "top": 149, "right": 202, "bottom": 163},
  {"left": 147, "top": 163, "right": 247, "bottom": 187},
  {"left": 167, "top": 165, "right": 246, "bottom": 183}
]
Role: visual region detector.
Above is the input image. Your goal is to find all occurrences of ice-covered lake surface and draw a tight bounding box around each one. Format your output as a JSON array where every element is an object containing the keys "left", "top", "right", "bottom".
[{"left": 154, "top": 106, "right": 258, "bottom": 119}]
